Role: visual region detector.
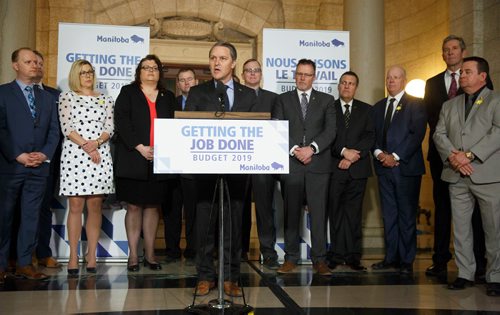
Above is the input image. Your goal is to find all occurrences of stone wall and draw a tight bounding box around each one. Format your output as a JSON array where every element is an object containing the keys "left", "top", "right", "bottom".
[{"left": 450, "top": 0, "right": 500, "bottom": 88}]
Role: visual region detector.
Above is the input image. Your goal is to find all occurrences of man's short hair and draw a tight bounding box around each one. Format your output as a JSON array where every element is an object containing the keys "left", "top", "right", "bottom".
[
  {"left": 463, "top": 56, "right": 489, "bottom": 75},
  {"left": 11, "top": 47, "right": 32, "bottom": 62},
  {"left": 243, "top": 58, "right": 261, "bottom": 68},
  {"left": 210, "top": 41, "right": 237, "bottom": 60},
  {"left": 297, "top": 58, "right": 316, "bottom": 73},
  {"left": 340, "top": 71, "right": 359, "bottom": 86},
  {"left": 443, "top": 35, "right": 466, "bottom": 51},
  {"left": 33, "top": 50, "right": 44, "bottom": 60},
  {"left": 177, "top": 68, "right": 197, "bottom": 80}
]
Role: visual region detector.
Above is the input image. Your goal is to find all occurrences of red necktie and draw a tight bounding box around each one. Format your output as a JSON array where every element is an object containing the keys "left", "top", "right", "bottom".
[{"left": 448, "top": 72, "right": 458, "bottom": 99}]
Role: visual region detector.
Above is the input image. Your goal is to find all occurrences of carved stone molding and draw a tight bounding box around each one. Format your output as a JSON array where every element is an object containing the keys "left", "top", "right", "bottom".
[{"left": 146, "top": 17, "right": 252, "bottom": 43}]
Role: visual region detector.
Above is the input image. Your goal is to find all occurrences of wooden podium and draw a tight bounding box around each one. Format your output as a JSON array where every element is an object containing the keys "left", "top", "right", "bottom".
[{"left": 177, "top": 111, "right": 270, "bottom": 315}]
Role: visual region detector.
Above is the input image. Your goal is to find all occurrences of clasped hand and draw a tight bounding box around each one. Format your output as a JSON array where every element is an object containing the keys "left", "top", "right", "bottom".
[
  {"left": 448, "top": 149, "right": 473, "bottom": 176},
  {"left": 338, "top": 149, "right": 360, "bottom": 169},
  {"left": 136, "top": 144, "right": 154, "bottom": 161},
  {"left": 81, "top": 140, "right": 101, "bottom": 164},
  {"left": 16, "top": 152, "right": 47, "bottom": 167},
  {"left": 377, "top": 151, "right": 399, "bottom": 168},
  {"left": 294, "top": 146, "right": 313, "bottom": 165}
]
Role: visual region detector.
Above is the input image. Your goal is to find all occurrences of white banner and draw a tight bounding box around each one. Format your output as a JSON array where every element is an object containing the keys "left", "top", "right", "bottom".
[
  {"left": 262, "top": 28, "right": 349, "bottom": 99},
  {"left": 154, "top": 119, "right": 289, "bottom": 174},
  {"left": 57, "top": 23, "right": 150, "bottom": 100}
]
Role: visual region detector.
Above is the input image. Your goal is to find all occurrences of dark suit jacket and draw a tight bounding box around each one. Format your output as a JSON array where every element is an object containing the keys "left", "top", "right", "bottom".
[
  {"left": 272, "top": 88, "right": 336, "bottom": 174},
  {"left": 424, "top": 71, "right": 463, "bottom": 163},
  {"left": 114, "top": 83, "right": 176, "bottom": 180},
  {"left": 185, "top": 79, "right": 256, "bottom": 113},
  {"left": 0, "top": 80, "right": 60, "bottom": 176},
  {"left": 42, "top": 84, "right": 61, "bottom": 99},
  {"left": 175, "top": 95, "right": 184, "bottom": 112},
  {"left": 253, "top": 88, "right": 278, "bottom": 113},
  {"left": 331, "top": 99, "right": 374, "bottom": 179},
  {"left": 373, "top": 92, "right": 427, "bottom": 176}
]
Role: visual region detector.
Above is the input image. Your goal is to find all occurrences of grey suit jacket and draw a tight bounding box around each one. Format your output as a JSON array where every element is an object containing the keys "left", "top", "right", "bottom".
[
  {"left": 433, "top": 87, "right": 500, "bottom": 184},
  {"left": 272, "top": 88, "right": 336, "bottom": 173}
]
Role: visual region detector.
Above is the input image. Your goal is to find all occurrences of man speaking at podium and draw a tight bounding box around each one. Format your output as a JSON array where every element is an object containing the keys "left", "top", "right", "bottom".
[{"left": 185, "top": 41, "right": 257, "bottom": 297}]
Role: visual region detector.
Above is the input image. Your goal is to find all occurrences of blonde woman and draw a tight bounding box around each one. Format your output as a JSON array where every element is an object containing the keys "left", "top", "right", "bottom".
[{"left": 59, "top": 60, "right": 114, "bottom": 275}]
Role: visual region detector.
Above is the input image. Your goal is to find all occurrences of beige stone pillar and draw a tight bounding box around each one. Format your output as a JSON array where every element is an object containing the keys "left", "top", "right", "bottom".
[
  {"left": 0, "top": 0, "right": 36, "bottom": 84},
  {"left": 344, "top": 0, "right": 386, "bottom": 249}
]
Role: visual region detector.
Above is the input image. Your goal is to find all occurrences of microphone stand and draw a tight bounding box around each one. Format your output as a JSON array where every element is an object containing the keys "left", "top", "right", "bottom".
[{"left": 185, "top": 87, "right": 253, "bottom": 314}]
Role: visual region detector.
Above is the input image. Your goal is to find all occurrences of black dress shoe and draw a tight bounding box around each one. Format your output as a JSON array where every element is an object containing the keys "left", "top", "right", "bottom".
[
  {"left": 67, "top": 268, "right": 79, "bottom": 276},
  {"left": 425, "top": 263, "right": 447, "bottom": 277},
  {"left": 127, "top": 258, "right": 140, "bottom": 272},
  {"left": 349, "top": 263, "right": 367, "bottom": 271},
  {"left": 262, "top": 257, "right": 280, "bottom": 270},
  {"left": 327, "top": 261, "right": 338, "bottom": 270},
  {"left": 399, "top": 263, "right": 413, "bottom": 275},
  {"left": 144, "top": 259, "right": 162, "bottom": 270},
  {"left": 86, "top": 267, "right": 97, "bottom": 273},
  {"left": 371, "top": 260, "right": 396, "bottom": 270},
  {"left": 486, "top": 282, "right": 500, "bottom": 296},
  {"left": 448, "top": 277, "right": 474, "bottom": 290}
]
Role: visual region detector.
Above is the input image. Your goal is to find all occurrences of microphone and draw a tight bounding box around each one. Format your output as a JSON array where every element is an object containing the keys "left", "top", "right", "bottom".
[{"left": 216, "top": 80, "right": 226, "bottom": 113}]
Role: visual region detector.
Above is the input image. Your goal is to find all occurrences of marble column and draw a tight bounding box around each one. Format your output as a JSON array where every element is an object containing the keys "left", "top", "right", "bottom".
[
  {"left": 0, "top": 0, "right": 36, "bottom": 84},
  {"left": 344, "top": 0, "right": 386, "bottom": 249}
]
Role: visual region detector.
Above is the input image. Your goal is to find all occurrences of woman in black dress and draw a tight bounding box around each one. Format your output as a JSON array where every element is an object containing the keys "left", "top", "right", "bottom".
[{"left": 114, "top": 55, "right": 175, "bottom": 271}]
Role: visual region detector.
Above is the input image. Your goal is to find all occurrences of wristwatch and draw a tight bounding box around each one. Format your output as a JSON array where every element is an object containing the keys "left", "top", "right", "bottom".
[
  {"left": 310, "top": 144, "right": 317, "bottom": 154},
  {"left": 96, "top": 137, "right": 104, "bottom": 147},
  {"left": 465, "top": 151, "right": 475, "bottom": 161}
]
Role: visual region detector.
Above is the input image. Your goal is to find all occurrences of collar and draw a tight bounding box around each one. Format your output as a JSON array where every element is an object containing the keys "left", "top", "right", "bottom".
[
  {"left": 388, "top": 90, "right": 405, "bottom": 104},
  {"left": 466, "top": 85, "right": 487, "bottom": 104},
  {"left": 297, "top": 88, "right": 312, "bottom": 98},
  {"left": 16, "top": 79, "right": 32, "bottom": 91},
  {"left": 446, "top": 69, "right": 460, "bottom": 77},
  {"left": 340, "top": 98, "right": 353, "bottom": 107}
]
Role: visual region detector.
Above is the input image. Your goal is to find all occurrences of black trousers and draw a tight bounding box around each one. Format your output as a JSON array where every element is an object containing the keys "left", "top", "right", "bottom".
[
  {"left": 195, "top": 175, "right": 246, "bottom": 282},
  {"left": 328, "top": 172, "right": 367, "bottom": 265},
  {"left": 163, "top": 176, "right": 197, "bottom": 259}
]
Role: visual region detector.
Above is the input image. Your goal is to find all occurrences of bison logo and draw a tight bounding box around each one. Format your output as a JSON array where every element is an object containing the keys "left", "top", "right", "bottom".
[
  {"left": 331, "top": 39, "right": 345, "bottom": 47},
  {"left": 271, "top": 162, "right": 284, "bottom": 171},
  {"left": 130, "top": 35, "right": 144, "bottom": 43}
]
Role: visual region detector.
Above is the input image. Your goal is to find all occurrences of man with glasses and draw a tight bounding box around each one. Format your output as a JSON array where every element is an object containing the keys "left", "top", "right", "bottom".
[
  {"left": 0, "top": 48, "right": 59, "bottom": 282},
  {"left": 240, "top": 59, "right": 280, "bottom": 269},
  {"left": 272, "top": 58, "right": 336, "bottom": 276},
  {"left": 163, "top": 68, "right": 199, "bottom": 264},
  {"left": 327, "top": 71, "right": 374, "bottom": 272}
]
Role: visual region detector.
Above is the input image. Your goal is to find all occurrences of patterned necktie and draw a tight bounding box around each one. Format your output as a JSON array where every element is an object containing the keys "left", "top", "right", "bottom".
[
  {"left": 382, "top": 98, "right": 396, "bottom": 150},
  {"left": 448, "top": 72, "right": 458, "bottom": 99},
  {"left": 344, "top": 104, "right": 351, "bottom": 128},
  {"left": 25, "top": 85, "right": 36, "bottom": 119},
  {"left": 300, "top": 92, "right": 308, "bottom": 118}
]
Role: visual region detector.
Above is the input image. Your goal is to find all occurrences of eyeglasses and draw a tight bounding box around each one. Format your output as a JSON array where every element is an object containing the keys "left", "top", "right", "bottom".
[
  {"left": 178, "top": 77, "right": 194, "bottom": 83},
  {"left": 79, "top": 70, "right": 95, "bottom": 77},
  {"left": 295, "top": 72, "right": 314, "bottom": 78},
  {"left": 243, "top": 68, "right": 262, "bottom": 74},
  {"left": 141, "top": 66, "right": 160, "bottom": 72}
]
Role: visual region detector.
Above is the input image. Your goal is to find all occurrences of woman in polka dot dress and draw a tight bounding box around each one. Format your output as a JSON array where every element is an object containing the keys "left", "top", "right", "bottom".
[{"left": 58, "top": 59, "right": 114, "bottom": 275}]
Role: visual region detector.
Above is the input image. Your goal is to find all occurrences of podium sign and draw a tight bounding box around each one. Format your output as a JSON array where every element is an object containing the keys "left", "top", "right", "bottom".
[{"left": 154, "top": 118, "right": 289, "bottom": 174}]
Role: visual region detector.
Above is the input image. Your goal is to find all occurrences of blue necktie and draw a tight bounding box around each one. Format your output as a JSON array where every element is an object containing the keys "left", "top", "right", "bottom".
[{"left": 25, "top": 85, "right": 36, "bottom": 119}]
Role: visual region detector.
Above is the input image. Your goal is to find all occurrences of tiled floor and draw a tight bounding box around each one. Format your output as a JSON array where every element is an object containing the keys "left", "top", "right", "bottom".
[{"left": 1, "top": 252, "right": 500, "bottom": 314}]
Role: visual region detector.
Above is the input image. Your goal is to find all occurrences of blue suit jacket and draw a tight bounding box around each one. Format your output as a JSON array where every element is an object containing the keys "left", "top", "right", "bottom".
[
  {"left": 0, "top": 80, "right": 60, "bottom": 176},
  {"left": 372, "top": 92, "right": 427, "bottom": 176}
]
